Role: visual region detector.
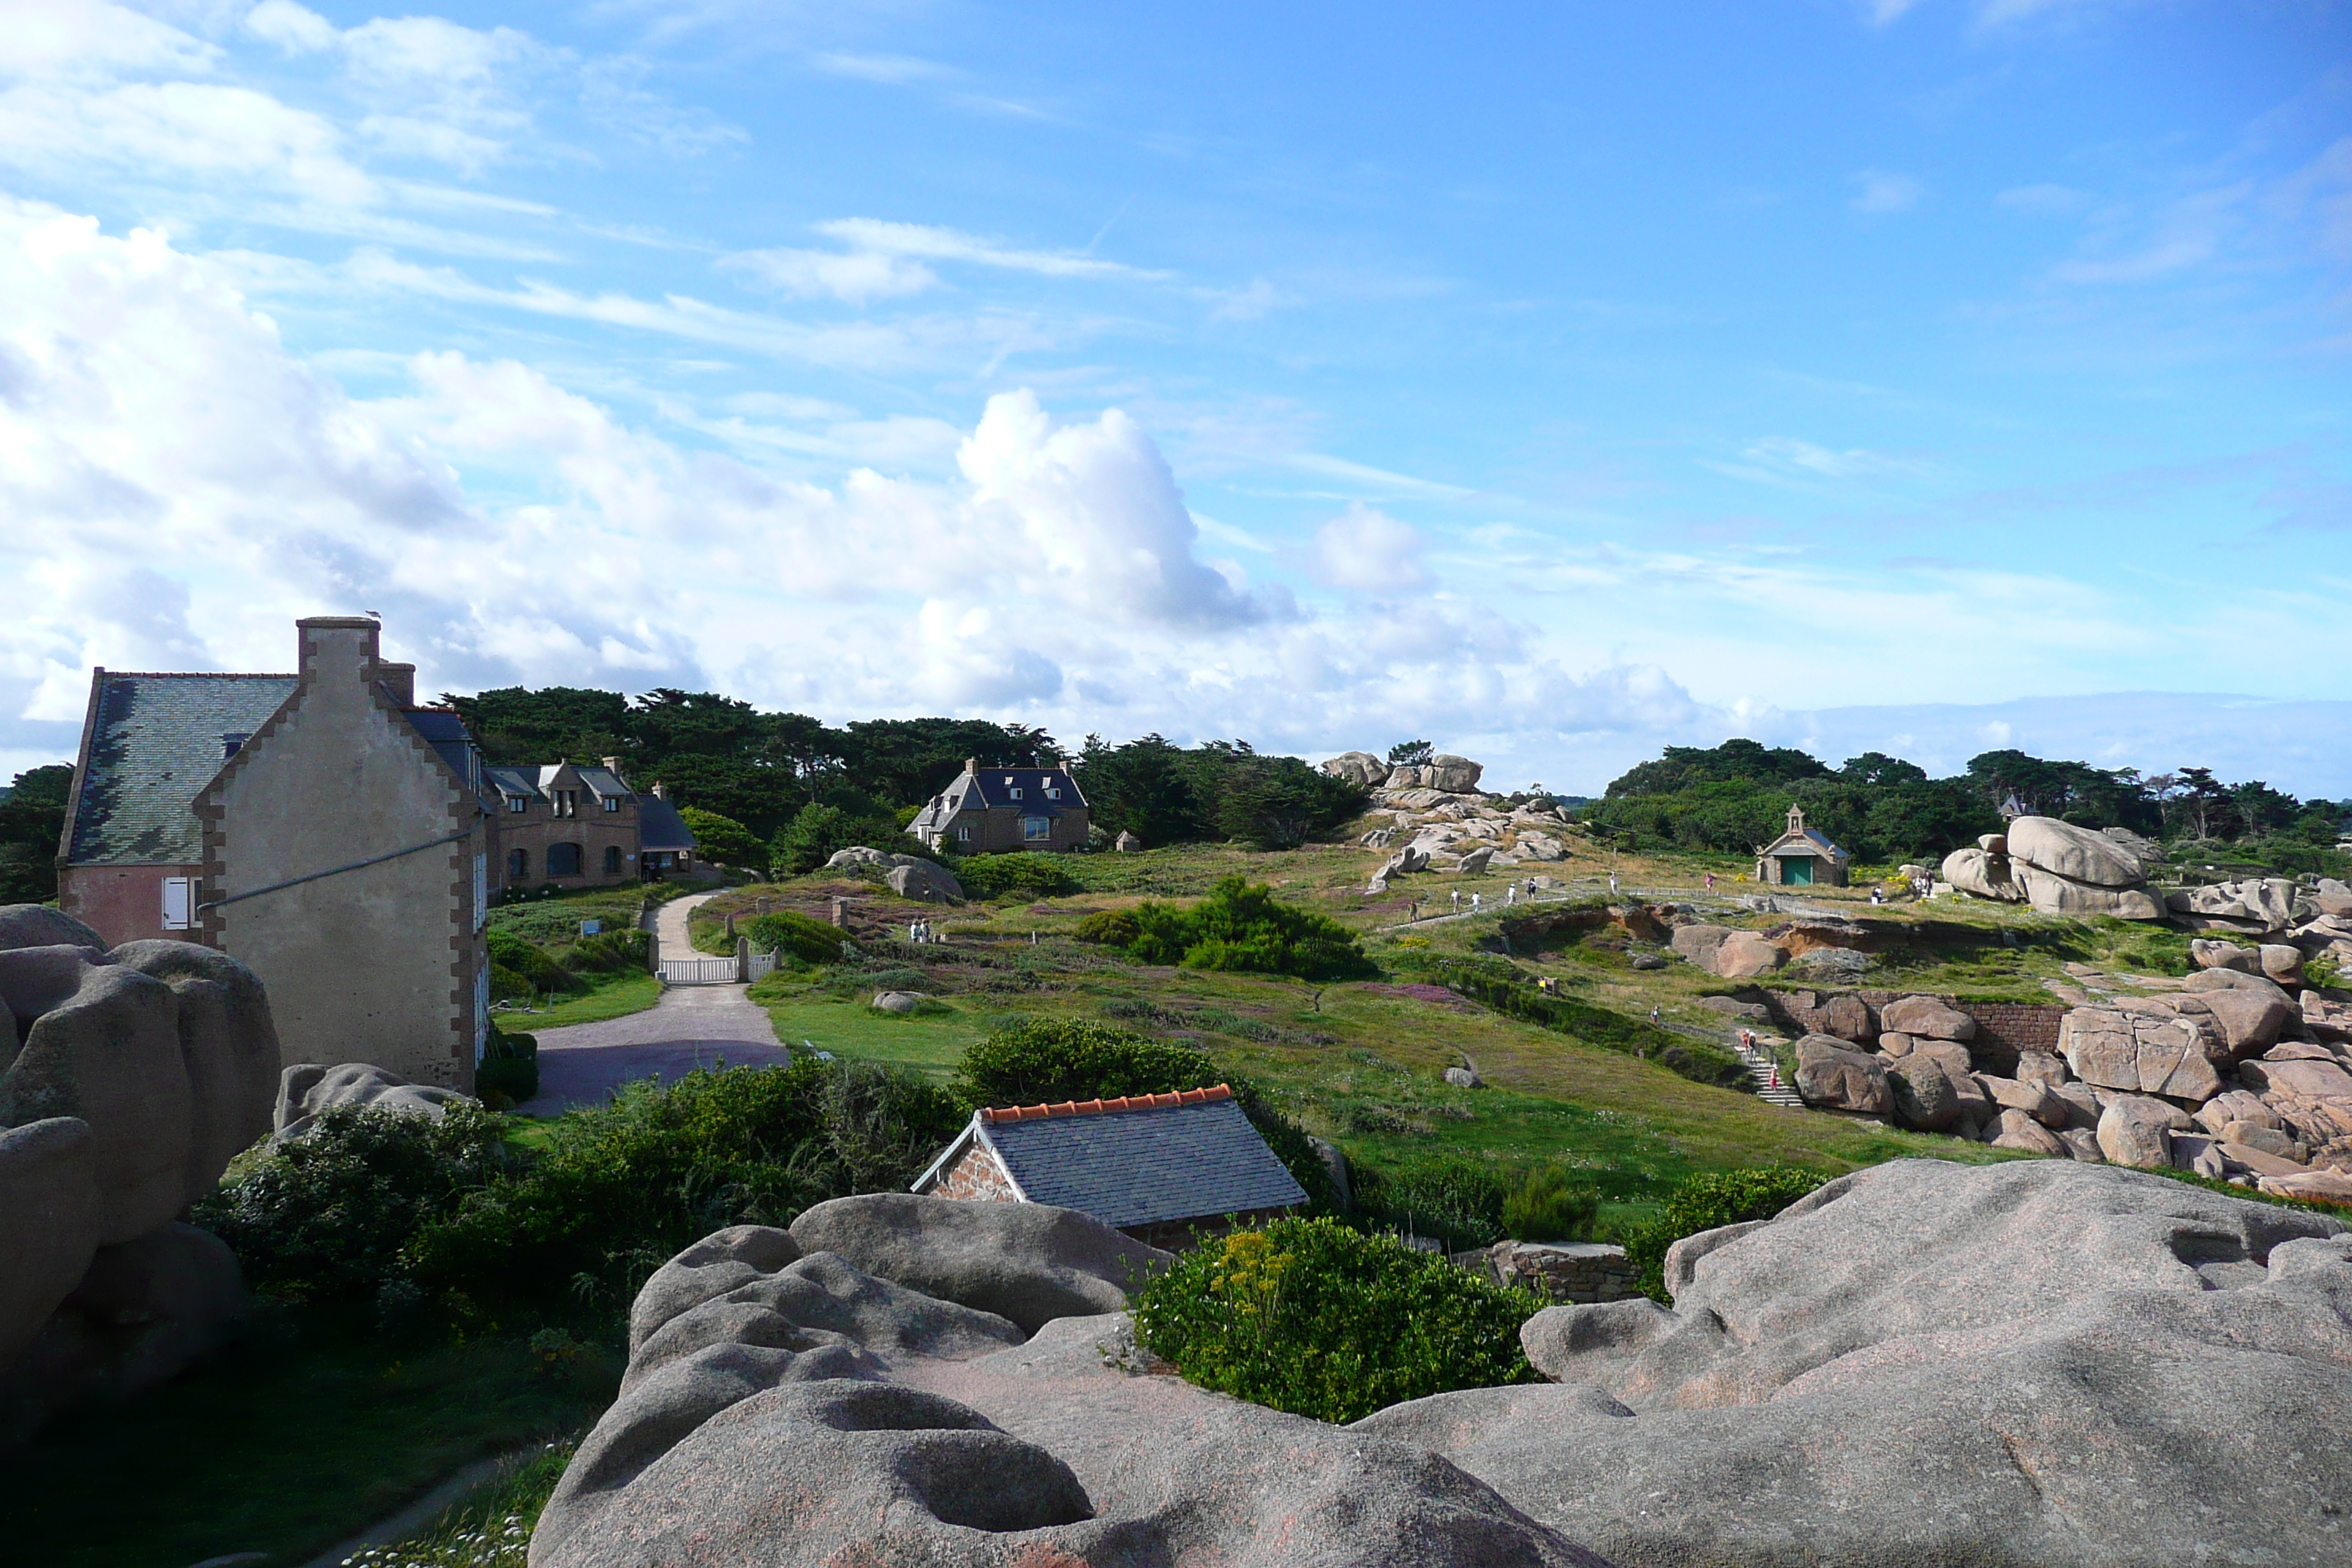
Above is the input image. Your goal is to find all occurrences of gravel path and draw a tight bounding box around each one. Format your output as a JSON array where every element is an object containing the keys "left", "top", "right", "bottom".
[{"left": 519, "top": 892, "right": 790, "bottom": 1114}]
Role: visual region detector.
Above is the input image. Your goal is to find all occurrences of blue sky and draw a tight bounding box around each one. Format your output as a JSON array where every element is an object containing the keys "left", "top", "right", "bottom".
[{"left": 3, "top": 0, "right": 2348, "bottom": 793}]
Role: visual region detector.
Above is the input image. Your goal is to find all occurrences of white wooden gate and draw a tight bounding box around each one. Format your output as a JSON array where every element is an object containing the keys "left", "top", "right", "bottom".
[{"left": 660, "top": 955, "right": 741, "bottom": 985}]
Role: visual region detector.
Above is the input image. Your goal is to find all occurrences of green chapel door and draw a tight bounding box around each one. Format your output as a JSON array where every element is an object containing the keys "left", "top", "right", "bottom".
[{"left": 1783, "top": 856, "right": 1814, "bottom": 886}]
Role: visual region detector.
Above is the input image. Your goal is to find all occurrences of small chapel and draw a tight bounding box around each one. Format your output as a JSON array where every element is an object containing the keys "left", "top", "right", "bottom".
[{"left": 1754, "top": 804, "right": 1852, "bottom": 888}]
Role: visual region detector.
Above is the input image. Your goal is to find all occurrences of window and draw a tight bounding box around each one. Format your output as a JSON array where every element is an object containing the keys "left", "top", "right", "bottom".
[
  {"left": 601, "top": 794, "right": 620, "bottom": 812},
  {"left": 473, "top": 852, "right": 487, "bottom": 930},
  {"left": 506, "top": 795, "right": 527, "bottom": 813},
  {"left": 1022, "top": 816, "right": 1052, "bottom": 842},
  {"left": 548, "top": 843, "right": 583, "bottom": 877},
  {"left": 957, "top": 824, "right": 971, "bottom": 843},
  {"left": 161, "top": 876, "right": 196, "bottom": 930},
  {"left": 553, "top": 790, "right": 578, "bottom": 818},
  {"left": 508, "top": 848, "right": 529, "bottom": 880},
  {"left": 603, "top": 845, "right": 622, "bottom": 875},
  {"left": 1009, "top": 787, "right": 1022, "bottom": 800}
]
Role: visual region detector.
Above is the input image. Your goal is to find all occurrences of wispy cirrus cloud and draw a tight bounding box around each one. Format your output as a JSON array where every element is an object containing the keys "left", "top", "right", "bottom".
[
  {"left": 1852, "top": 169, "right": 1924, "bottom": 214},
  {"left": 815, "top": 217, "right": 1171, "bottom": 282}
]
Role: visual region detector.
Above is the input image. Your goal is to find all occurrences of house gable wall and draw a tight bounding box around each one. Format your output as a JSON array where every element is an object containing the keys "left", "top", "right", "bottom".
[
  {"left": 198, "top": 619, "right": 484, "bottom": 1090},
  {"left": 929, "top": 1140, "right": 1019, "bottom": 1202}
]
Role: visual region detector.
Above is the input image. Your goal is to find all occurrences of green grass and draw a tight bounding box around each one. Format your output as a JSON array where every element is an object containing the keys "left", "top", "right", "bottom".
[
  {"left": 486, "top": 883, "right": 666, "bottom": 945},
  {"left": 0, "top": 1308, "right": 616, "bottom": 1568},
  {"left": 342, "top": 1440, "right": 576, "bottom": 1568},
  {"left": 499, "top": 968, "right": 663, "bottom": 1029}
]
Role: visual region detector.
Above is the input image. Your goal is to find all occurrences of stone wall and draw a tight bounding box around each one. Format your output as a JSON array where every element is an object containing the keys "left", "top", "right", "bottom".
[
  {"left": 1473, "top": 1240, "right": 1640, "bottom": 1304},
  {"left": 929, "top": 1141, "right": 1017, "bottom": 1202},
  {"left": 1761, "top": 988, "right": 2064, "bottom": 1074}
]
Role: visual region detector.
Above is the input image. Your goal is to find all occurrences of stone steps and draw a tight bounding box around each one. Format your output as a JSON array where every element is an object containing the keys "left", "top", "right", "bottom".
[{"left": 1734, "top": 1041, "right": 1806, "bottom": 1107}]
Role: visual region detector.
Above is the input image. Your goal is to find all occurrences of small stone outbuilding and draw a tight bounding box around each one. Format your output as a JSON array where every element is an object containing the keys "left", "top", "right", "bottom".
[
  {"left": 1754, "top": 804, "right": 1852, "bottom": 889},
  {"left": 910, "top": 1084, "right": 1305, "bottom": 1251}
]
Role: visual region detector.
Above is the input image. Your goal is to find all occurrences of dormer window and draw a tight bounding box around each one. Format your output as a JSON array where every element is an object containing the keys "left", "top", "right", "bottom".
[
  {"left": 601, "top": 794, "right": 620, "bottom": 813},
  {"left": 554, "top": 789, "right": 579, "bottom": 818},
  {"left": 221, "top": 733, "right": 249, "bottom": 759},
  {"left": 506, "top": 795, "right": 527, "bottom": 814},
  {"left": 1009, "top": 787, "right": 1022, "bottom": 800}
]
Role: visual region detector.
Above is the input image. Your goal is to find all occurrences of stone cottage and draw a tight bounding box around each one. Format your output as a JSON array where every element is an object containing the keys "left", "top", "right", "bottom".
[
  {"left": 60, "top": 617, "right": 500, "bottom": 1090},
  {"left": 910, "top": 1084, "right": 1306, "bottom": 1251},
  {"left": 487, "top": 758, "right": 665, "bottom": 888},
  {"left": 905, "top": 758, "right": 1090, "bottom": 854},
  {"left": 1754, "top": 804, "right": 1852, "bottom": 888}
]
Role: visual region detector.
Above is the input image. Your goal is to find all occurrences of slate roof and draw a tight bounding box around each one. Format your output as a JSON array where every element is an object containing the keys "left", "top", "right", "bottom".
[
  {"left": 1763, "top": 826, "right": 1852, "bottom": 861},
  {"left": 485, "top": 765, "right": 546, "bottom": 804},
  {"left": 912, "top": 763, "right": 1087, "bottom": 832},
  {"left": 638, "top": 796, "right": 697, "bottom": 851},
  {"left": 400, "top": 707, "right": 486, "bottom": 796},
  {"left": 65, "top": 673, "right": 296, "bottom": 864},
  {"left": 577, "top": 766, "right": 634, "bottom": 802},
  {"left": 917, "top": 1085, "right": 1307, "bottom": 1229}
]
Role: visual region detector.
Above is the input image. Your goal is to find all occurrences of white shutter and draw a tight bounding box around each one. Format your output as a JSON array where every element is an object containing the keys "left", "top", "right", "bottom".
[{"left": 161, "top": 877, "right": 193, "bottom": 930}]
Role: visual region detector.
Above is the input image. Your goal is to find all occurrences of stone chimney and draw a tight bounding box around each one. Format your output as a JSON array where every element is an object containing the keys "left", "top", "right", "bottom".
[
  {"left": 377, "top": 661, "right": 416, "bottom": 706},
  {"left": 965, "top": 757, "right": 979, "bottom": 772},
  {"left": 297, "top": 617, "right": 381, "bottom": 693},
  {"left": 601, "top": 755, "right": 625, "bottom": 776},
  {"left": 649, "top": 781, "right": 667, "bottom": 801}
]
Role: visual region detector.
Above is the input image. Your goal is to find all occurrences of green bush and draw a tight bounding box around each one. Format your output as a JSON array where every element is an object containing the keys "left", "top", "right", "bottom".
[
  {"left": 1352, "top": 1155, "right": 1512, "bottom": 1251},
  {"left": 486, "top": 931, "right": 580, "bottom": 996},
  {"left": 953, "top": 852, "right": 1081, "bottom": 900},
  {"left": 952, "top": 1019, "right": 1338, "bottom": 1213},
  {"left": 557, "top": 928, "right": 650, "bottom": 974},
  {"left": 1071, "top": 908, "right": 1141, "bottom": 946},
  {"left": 476, "top": 1028, "right": 539, "bottom": 1104},
  {"left": 1131, "top": 1218, "right": 1544, "bottom": 1423},
  {"left": 769, "top": 803, "right": 915, "bottom": 875},
  {"left": 744, "top": 909, "right": 850, "bottom": 965},
  {"left": 1124, "top": 876, "right": 1376, "bottom": 982},
  {"left": 1501, "top": 1166, "right": 1601, "bottom": 1243},
  {"left": 407, "top": 1060, "right": 962, "bottom": 1308},
  {"left": 194, "top": 1104, "right": 516, "bottom": 1304},
  {"left": 1620, "top": 1165, "right": 1828, "bottom": 1302},
  {"left": 678, "top": 805, "right": 766, "bottom": 872}
]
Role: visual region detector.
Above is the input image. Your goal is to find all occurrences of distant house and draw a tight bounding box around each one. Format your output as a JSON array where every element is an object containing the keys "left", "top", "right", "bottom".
[
  {"left": 61, "top": 617, "right": 500, "bottom": 1090},
  {"left": 486, "top": 758, "right": 687, "bottom": 887},
  {"left": 906, "top": 758, "right": 1090, "bottom": 854},
  {"left": 911, "top": 1084, "right": 1307, "bottom": 1251},
  {"left": 1754, "top": 804, "right": 1852, "bottom": 888}
]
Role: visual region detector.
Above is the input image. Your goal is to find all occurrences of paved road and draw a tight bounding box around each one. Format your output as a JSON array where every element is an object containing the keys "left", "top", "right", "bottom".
[{"left": 519, "top": 892, "right": 790, "bottom": 1114}]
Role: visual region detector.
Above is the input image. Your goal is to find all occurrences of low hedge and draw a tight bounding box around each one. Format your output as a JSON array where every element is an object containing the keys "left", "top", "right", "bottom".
[
  {"left": 1619, "top": 1164, "right": 1828, "bottom": 1302},
  {"left": 1132, "top": 1217, "right": 1545, "bottom": 1423},
  {"left": 1414, "top": 960, "right": 1749, "bottom": 1090},
  {"left": 744, "top": 909, "right": 851, "bottom": 965},
  {"left": 952, "top": 852, "right": 1082, "bottom": 900}
]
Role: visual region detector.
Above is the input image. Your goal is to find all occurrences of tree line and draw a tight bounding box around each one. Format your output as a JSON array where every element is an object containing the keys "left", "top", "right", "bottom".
[
  {"left": 1583, "top": 738, "right": 2351, "bottom": 870},
  {"left": 445, "top": 688, "right": 1368, "bottom": 866}
]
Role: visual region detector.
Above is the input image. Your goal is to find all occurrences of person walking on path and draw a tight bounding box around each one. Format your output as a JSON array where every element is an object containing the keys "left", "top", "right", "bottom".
[
  {"left": 1451, "top": 890, "right": 1460, "bottom": 914},
  {"left": 1471, "top": 892, "right": 1482, "bottom": 913},
  {"left": 1608, "top": 870, "right": 1620, "bottom": 896}
]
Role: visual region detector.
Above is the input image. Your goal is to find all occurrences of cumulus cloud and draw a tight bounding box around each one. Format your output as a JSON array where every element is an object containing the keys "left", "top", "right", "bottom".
[
  {"left": 0, "top": 199, "right": 1740, "bottom": 788},
  {"left": 1311, "top": 503, "right": 1433, "bottom": 593}
]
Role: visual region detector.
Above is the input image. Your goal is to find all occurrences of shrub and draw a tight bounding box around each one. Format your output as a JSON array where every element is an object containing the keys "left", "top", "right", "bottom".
[
  {"left": 487, "top": 931, "right": 579, "bottom": 997},
  {"left": 408, "top": 1060, "right": 962, "bottom": 1308},
  {"left": 1071, "top": 909, "right": 1140, "bottom": 946},
  {"left": 559, "top": 928, "right": 650, "bottom": 974},
  {"left": 1620, "top": 1165, "right": 1828, "bottom": 1302},
  {"left": 1125, "top": 876, "right": 1376, "bottom": 982},
  {"left": 476, "top": 1028, "right": 539, "bottom": 1105},
  {"left": 1501, "top": 1166, "right": 1601, "bottom": 1243},
  {"left": 744, "top": 909, "right": 850, "bottom": 965},
  {"left": 954, "top": 852, "right": 1081, "bottom": 900},
  {"left": 952, "top": 1019, "right": 1339, "bottom": 1213},
  {"left": 770, "top": 803, "right": 914, "bottom": 875},
  {"left": 1352, "top": 1155, "right": 1512, "bottom": 1251},
  {"left": 1131, "top": 1218, "right": 1543, "bottom": 1423},
  {"left": 194, "top": 1104, "right": 515, "bottom": 1304}
]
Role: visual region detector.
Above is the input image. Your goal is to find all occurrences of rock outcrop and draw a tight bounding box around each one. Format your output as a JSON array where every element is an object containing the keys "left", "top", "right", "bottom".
[
  {"left": 825, "top": 848, "right": 966, "bottom": 904},
  {"left": 1362, "top": 1158, "right": 2352, "bottom": 1568},
  {"left": 532, "top": 1195, "right": 1613, "bottom": 1568},
  {"left": 0, "top": 913, "right": 279, "bottom": 1440},
  {"left": 274, "top": 1062, "right": 475, "bottom": 1139},
  {"left": 1943, "top": 815, "right": 2164, "bottom": 919}
]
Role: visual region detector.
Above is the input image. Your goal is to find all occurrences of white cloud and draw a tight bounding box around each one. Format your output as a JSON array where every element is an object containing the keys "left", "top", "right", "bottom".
[
  {"left": 242, "top": 0, "right": 338, "bottom": 55},
  {"left": 1735, "top": 436, "right": 1938, "bottom": 481},
  {"left": 0, "top": 78, "right": 376, "bottom": 206},
  {"left": 718, "top": 246, "right": 940, "bottom": 304},
  {"left": 0, "top": 0, "right": 218, "bottom": 80},
  {"left": 815, "top": 218, "right": 1170, "bottom": 282},
  {"left": 813, "top": 52, "right": 953, "bottom": 85},
  {"left": 1859, "top": 0, "right": 1920, "bottom": 24},
  {"left": 1852, "top": 169, "right": 1923, "bottom": 214},
  {"left": 1311, "top": 503, "right": 1433, "bottom": 593}
]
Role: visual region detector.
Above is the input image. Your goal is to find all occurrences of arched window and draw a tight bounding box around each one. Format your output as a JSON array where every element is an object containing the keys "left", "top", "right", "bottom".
[
  {"left": 548, "top": 843, "right": 583, "bottom": 877},
  {"left": 603, "top": 845, "right": 622, "bottom": 875},
  {"left": 507, "top": 848, "right": 528, "bottom": 880}
]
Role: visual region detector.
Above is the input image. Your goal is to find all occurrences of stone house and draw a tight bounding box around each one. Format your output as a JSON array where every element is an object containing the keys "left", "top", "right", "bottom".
[
  {"left": 1754, "top": 804, "right": 1852, "bottom": 888},
  {"left": 59, "top": 617, "right": 500, "bottom": 1090},
  {"left": 488, "top": 758, "right": 654, "bottom": 888},
  {"left": 909, "top": 1084, "right": 1306, "bottom": 1251},
  {"left": 905, "top": 759, "right": 1090, "bottom": 854}
]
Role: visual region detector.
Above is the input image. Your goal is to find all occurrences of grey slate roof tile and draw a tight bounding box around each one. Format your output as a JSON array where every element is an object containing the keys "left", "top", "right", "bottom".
[
  {"left": 67, "top": 674, "right": 296, "bottom": 864},
  {"left": 980, "top": 1096, "right": 1306, "bottom": 1229},
  {"left": 638, "top": 797, "right": 697, "bottom": 851}
]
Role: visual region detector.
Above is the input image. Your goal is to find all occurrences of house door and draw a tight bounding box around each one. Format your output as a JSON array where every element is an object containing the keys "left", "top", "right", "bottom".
[{"left": 1783, "top": 856, "right": 1814, "bottom": 886}]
